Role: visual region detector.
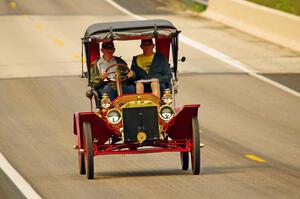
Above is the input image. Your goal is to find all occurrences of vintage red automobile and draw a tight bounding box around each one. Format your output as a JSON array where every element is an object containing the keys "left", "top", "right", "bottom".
[{"left": 73, "top": 19, "right": 202, "bottom": 179}]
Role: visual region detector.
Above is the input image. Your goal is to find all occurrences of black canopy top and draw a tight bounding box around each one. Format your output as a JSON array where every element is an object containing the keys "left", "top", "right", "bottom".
[{"left": 83, "top": 19, "right": 179, "bottom": 42}]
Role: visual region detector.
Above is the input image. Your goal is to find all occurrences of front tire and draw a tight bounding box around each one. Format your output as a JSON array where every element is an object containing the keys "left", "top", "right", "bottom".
[
  {"left": 83, "top": 122, "right": 94, "bottom": 179},
  {"left": 191, "top": 117, "right": 200, "bottom": 175},
  {"left": 78, "top": 150, "right": 85, "bottom": 175}
]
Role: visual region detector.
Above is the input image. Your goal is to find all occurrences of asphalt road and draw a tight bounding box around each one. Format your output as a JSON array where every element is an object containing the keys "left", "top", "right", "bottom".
[{"left": 0, "top": 0, "right": 299, "bottom": 199}]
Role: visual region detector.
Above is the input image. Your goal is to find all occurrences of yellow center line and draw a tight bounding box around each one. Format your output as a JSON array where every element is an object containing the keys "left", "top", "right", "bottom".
[
  {"left": 22, "top": 14, "right": 29, "bottom": 19},
  {"left": 73, "top": 53, "right": 80, "bottom": 60},
  {"left": 73, "top": 53, "right": 86, "bottom": 63},
  {"left": 245, "top": 154, "right": 267, "bottom": 163},
  {"left": 34, "top": 23, "right": 44, "bottom": 31},
  {"left": 52, "top": 38, "right": 65, "bottom": 47},
  {"left": 10, "top": 1, "right": 17, "bottom": 9}
]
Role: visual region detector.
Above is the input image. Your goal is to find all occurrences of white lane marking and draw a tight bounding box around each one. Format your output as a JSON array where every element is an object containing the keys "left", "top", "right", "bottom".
[
  {"left": 179, "top": 35, "right": 300, "bottom": 98},
  {"left": 0, "top": 153, "right": 42, "bottom": 199},
  {"left": 105, "top": 0, "right": 300, "bottom": 98},
  {"left": 180, "top": 35, "right": 254, "bottom": 73},
  {"left": 106, "top": 0, "right": 144, "bottom": 20}
]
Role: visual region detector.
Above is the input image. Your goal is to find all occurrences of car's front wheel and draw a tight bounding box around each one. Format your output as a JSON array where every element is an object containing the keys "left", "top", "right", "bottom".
[
  {"left": 78, "top": 149, "right": 85, "bottom": 175},
  {"left": 83, "top": 122, "right": 94, "bottom": 179},
  {"left": 191, "top": 117, "right": 200, "bottom": 175}
]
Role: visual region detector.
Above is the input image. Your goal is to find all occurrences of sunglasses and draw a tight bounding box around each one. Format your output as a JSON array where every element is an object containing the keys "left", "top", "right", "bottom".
[{"left": 103, "top": 47, "right": 115, "bottom": 50}]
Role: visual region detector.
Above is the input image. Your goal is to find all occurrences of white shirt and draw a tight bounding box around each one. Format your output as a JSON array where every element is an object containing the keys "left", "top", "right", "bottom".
[{"left": 97, "top": 56, "right": 117, "bottom": 80}]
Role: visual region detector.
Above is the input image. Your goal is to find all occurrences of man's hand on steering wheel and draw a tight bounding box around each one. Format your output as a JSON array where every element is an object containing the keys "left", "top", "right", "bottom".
[
  {"left": 100, "top": 70, "right": 108, "bottom": 79},
  {"left": 105, "top": 63, "right": 130, "bottom": 82}
]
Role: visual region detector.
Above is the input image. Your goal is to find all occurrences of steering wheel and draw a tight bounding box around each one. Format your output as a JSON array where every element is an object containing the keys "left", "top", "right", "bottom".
[{"left": 105, "top": 63, "right": 130, "bottom": 82}]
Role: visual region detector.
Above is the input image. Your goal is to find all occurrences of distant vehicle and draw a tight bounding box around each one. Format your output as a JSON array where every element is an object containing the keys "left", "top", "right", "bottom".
[{"left": 73, "top": 19, "right": 203, "bottom": 179}]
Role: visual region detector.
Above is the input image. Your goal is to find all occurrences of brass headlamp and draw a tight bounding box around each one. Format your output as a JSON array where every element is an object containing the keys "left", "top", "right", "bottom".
[
  {"left": 162, "top": 89, "right": 173, "bottom": 105},
  {"left": 101, "top": 93, "right": 111, "bottom": 109}
]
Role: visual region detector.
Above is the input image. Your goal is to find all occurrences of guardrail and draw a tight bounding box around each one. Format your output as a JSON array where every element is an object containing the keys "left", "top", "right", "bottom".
[
  {"left": 192, "top": 0, "right": 208, "bottom": 6},
  {"left": 202, "top": 0, "right": 300, "bottom": 52}
]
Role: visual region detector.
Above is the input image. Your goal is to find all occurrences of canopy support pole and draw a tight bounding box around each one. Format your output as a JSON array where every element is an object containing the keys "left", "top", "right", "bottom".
[{"left": 81, "top": 38, "right": 84, "bottom": 78}]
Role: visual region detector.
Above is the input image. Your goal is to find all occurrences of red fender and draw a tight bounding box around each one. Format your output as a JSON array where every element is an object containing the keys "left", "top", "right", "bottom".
[
  {"left": 165, "top": 104, "right": 200, "bottom": 140},
  {"left": 73, "top": 112, "right": 115, "bottom": 147}
]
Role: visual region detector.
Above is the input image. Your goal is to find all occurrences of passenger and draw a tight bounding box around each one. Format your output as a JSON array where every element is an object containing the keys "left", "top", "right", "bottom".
[
  {"left": 90, "top": 41, "right": 135, "bottom": 101},
  {"left": 131, "top": 39, "right": 172, "bottom": 98}
]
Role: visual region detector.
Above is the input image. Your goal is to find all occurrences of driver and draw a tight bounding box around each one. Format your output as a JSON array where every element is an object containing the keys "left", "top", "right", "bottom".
[{"left": 90, "top": 41, "right": 135, "bottom": 100}]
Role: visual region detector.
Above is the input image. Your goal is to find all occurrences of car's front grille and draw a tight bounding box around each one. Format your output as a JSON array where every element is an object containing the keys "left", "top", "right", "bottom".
[{"left": 122, "top": 106, "right": 159, "bottom": 142}]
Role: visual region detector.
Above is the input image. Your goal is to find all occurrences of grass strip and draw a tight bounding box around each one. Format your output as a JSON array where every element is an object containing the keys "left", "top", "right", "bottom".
[
  {"left": 247, "top": 0, "right": 300, "bottom": 16},
  {"left": 167, "top": 0, "right": 207, "bottom": 13}
]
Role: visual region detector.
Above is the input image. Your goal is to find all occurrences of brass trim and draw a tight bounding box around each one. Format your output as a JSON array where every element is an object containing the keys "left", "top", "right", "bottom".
[
  {"left": 158, "top": 105, "right": 174, "bottom": 121},
  {"left": 122, "top": 100, "right": 158, "bottom": 109},
  {"left": 106, "top": 108, "right": 122, "bottom": 124},
  {"left": 137, "top": 131, "right": 147, "bottom": 144},
  {"left": 101, "top": 94, "right": 111, "bottom": 109},
  {"left": 162, "top": 92, "right": 173, "bottom": 105}
]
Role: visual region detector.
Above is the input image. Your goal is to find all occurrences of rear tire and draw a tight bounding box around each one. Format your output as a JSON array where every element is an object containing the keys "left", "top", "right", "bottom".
[
  {"left": 191, "top": 117, "right": 200, "bottom": 175},
  {"left": 180, "top": 152, "right": 189, "bottom": 170},
  {"left": 83, "top": 122, "right": 94, "bottom": 179}
]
